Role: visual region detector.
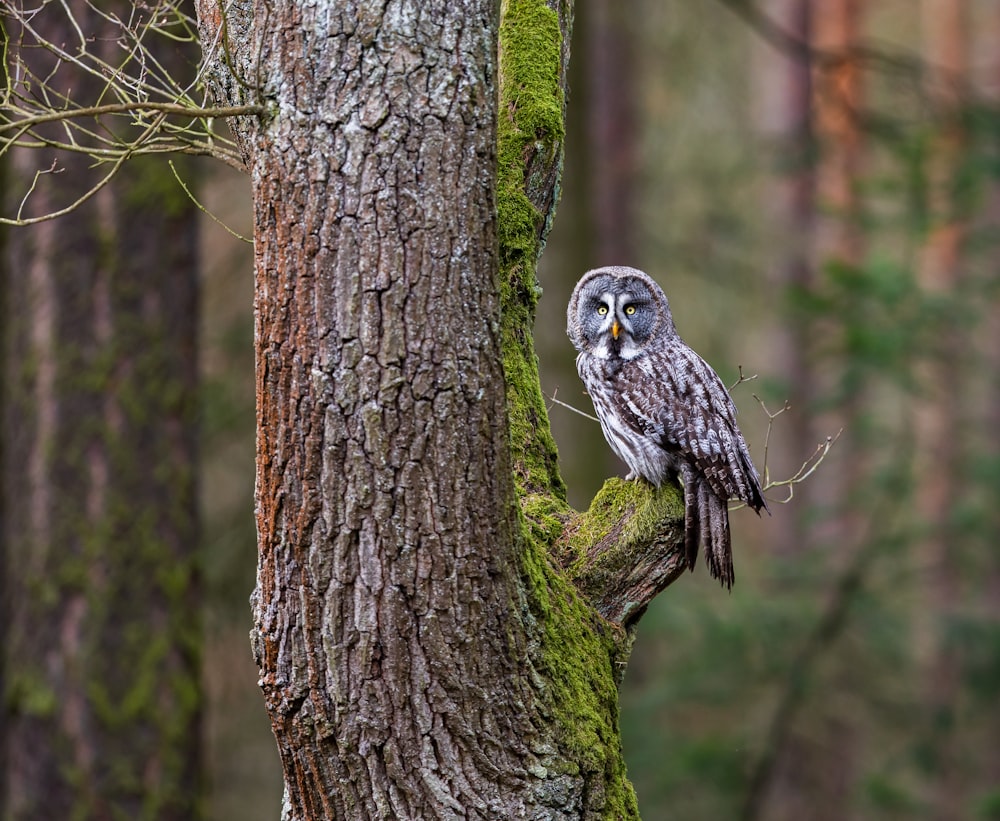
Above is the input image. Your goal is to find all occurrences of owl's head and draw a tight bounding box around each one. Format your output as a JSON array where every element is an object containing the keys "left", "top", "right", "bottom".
[{"left": 567, "top": 266, "right": 676, "bottom": 360}]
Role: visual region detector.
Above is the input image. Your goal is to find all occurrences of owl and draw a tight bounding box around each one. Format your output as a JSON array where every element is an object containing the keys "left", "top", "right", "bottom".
[{"left": 567, "top": 265, "right": 768, "bottom": 589}]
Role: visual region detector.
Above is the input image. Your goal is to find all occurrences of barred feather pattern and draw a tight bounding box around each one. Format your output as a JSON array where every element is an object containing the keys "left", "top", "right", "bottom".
[{"left": 567, "top": 266, "right": 768, "bottom": 589}]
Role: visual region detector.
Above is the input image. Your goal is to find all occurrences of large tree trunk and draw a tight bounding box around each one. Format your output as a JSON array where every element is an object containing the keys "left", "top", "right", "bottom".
[
  {"left": 196, "top": 0, "right": 688, "bottom": 816},
  {"left": 1, "top": 5, "right": 202, "bottom": 818},
  {"left": 244, "top": 3, "right": 541, "bottom": 812}
]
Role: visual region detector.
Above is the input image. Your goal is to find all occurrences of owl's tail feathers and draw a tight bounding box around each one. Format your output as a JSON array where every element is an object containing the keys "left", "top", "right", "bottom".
[
  {"left": 682, "top": 473, "right": 735, "bottom": 590},
  {"left": 741, "top": 451, "right": 770, "bottom": 517}
]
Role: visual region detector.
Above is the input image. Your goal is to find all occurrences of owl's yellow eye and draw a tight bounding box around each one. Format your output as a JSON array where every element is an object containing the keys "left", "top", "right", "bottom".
[
  {"left": 597, "top": 305, "right": 609, "bottom": 316},
  {"left": 624, "top": 305, "right": 637, "bottom": 315}
]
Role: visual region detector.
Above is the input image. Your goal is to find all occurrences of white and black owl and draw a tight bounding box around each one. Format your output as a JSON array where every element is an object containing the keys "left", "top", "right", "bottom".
[{"left": 567, "top": 265, "right": 768, "bottom": 589}]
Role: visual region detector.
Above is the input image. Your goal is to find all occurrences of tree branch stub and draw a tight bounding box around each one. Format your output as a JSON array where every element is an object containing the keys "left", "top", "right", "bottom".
[{"left": 560, "top": 479, "right": 688, "bottom": 628}]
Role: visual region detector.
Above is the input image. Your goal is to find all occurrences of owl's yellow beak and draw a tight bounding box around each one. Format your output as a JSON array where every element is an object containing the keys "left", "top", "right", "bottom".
[{"left": 611, "top": 319, "right": 620, "bottom": 340}]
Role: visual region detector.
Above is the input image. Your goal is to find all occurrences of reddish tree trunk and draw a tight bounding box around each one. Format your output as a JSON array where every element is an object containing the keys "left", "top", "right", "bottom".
[
  {"left": 917, "top": 3, "right": 967, "bottom": 819},
  {"left": 754, "top": 0, "right": 815, "bottom": 559}
]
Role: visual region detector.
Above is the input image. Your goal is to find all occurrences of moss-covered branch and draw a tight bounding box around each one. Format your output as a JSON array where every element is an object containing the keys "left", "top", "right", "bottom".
[
  {"left": 559, "top": 480, "right": 688, "bottom": 627},
  {"left": 494, "top": 2, "right": 689, "bottom": 816}
]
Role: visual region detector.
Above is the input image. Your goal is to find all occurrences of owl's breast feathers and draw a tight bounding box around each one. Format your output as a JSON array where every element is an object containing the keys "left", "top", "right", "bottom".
[{"left": 588, "top": 343, "right": 768, "bottom": 514}]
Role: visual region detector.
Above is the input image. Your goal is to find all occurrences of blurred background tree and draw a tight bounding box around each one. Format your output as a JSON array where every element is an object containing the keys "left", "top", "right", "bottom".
[
  {"left": 4, "top": 0, "right": 999, "bottom": 818},
  {"left": 1, "top": 3, "right": 202, "bottom": 817}
]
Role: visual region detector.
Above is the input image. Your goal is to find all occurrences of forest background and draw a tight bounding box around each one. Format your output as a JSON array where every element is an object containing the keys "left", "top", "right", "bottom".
[{"left": 4, "top": 0, "right": 1000, "bottom": 819}]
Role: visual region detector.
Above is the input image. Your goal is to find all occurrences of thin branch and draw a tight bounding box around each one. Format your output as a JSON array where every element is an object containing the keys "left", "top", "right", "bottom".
[
  {"left": 765, "top": 431, "right": 842, "bottom": 500},
  {"left": 1, "top": 0, "right": 258, "bottom": 219},
  {"left": 729, "top": 364, "right": 759, "bottom": 392},
  {"left": 6, "top": 109, "right": 164, "bottom": 225},
  {"left": 168, "top": 159, "right": 252, "bottom": 243},
  {"left": 545, "top": 387, "right": 600, "bottom": 423},
  {"left": 15, "top": 158, "right": 62, "bottom": 219},
  {"left": 729, "top": 394, "right": 842, "bottom": 508},
  {"left": 0, "top": 101, "right": 263, "bottom": 134},
  {"left": 550, "top": 373, "right": 839, "bottom": 507},
  {"left": 8, "top": 146, "right": 129, "bottom": 225},
  {"left": 714, "top": 0, "right": 925, "bottom": 75}
]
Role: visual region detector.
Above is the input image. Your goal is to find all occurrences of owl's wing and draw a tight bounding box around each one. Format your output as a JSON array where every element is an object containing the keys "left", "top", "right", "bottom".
[{"left": 623, "top": 343, "right": 767, "bottom": 513}]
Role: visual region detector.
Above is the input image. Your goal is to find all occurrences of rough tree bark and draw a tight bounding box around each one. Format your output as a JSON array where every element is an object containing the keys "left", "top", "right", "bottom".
[
  {"left": 195, "top": 1, "right": 688, "bottom": 816},
  {"left": 1, "top": 4, "right": 201, "bottom": 818}
]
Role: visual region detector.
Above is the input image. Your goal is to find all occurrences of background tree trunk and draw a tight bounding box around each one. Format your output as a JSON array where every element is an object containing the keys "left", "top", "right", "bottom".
[
  {"left": 754, "top": 0, "right": 814, "bottom": 560},
  {"left": 0, "top": 4, "right": 202, "bottom": 818},
  {"left": 585, "top": 0, "right": 638, "bottom": 268},
  {"left": 916, "top": 2, "right": 967, "bottom": 818}
]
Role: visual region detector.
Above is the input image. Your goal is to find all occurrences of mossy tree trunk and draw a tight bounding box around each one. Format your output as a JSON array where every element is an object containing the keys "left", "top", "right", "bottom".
[
  {"left": 0, "top": 5, "right": 202, "bottom": 819},
  {"left": 196, "top": 0, "right": 686, "bottom": 816}
]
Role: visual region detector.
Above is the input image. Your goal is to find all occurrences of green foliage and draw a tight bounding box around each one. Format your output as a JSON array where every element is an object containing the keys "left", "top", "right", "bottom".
[
  {"left": 862, "top": 773, "right": 923, "bottom": 816},
  {"left": 975, "top": 790, "right": 1000, "bottom": 820}
]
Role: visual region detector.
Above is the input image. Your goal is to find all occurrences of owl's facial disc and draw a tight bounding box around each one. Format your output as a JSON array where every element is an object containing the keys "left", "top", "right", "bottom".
[
  {"left": 607, "top": 290, "right": 651, "bottom": 360},
  {"left": 587, "top": 290, "right": 645, "bottom": 359},
  {"left": 588, "top": 293, "right": 616, "bottom": 356}
]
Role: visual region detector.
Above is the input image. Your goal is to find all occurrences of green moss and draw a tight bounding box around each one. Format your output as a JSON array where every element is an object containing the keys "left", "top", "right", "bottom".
[
  {"left": 522, "top": 539, "right": 639, "bottom": 817},
  {"left": 561, "top": 480, "right": 685, "bottom": 628},
  {"left": 565, "top": 478, "right": 685, "bottom": 573},
  {"left": 497, "top": 0, "right": 566, "bottom": 500},
  {"left": 521, "top": 492, "right": 570, "bottom": 546},
  {"left": 496, "top": 0, "right": 564, "bottom": 259},
  {"left": 497, "top": 3, "right": 643, "bottom": 815}
]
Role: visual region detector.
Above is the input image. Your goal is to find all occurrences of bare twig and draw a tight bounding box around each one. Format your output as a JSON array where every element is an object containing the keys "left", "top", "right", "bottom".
[
  {"left": 729, "top": 394, "right": 842, "bottom": 510},
  {"left": 1, "top": 0, "right": 260, "bottom": 221},
  {"left": 546, "top": 387, "right": 601, "bottom": 423},
  {"left": 763, "top": 431, "right": 843, "bottom": 502},
  {"left": 168, "top": 159, "right": 252, "bottom": 243},
  {"left": 8, "top": 110, "right": 166, "bottom": 225},
  {"left": 0, "top": 101, "right": 264, "bottom": 134},
  {"left": 729, "top": 364, "right": 759, "bottom": 392},
  {"left": 549, "top": 376, "right": 840, "bottom": 507}
]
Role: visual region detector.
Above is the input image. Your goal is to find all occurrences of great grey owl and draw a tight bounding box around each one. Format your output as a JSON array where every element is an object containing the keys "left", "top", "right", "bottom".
[{"left": 567, "top": 265, "right": 768, "bottom": 589}]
